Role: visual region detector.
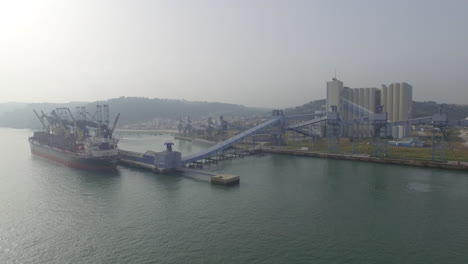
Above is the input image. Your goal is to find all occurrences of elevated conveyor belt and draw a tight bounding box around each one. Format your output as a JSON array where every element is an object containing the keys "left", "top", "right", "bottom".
[
  {"left": 181, "top": 117, "right": 280, "bottom": 164},
  {"left": 288, "top": 127, "right": 320, "bottom": 138},
  {"left": 387, "top": 116, "right": 432, "bottom": 126},
  {"left": 342, "top": 98, "right": 375, "bottom": 116},
  {"left": 288, "top": 116, "right": 327, "bottom": 129},
  {"left": 285, "top": 113, "right": 319, "bottom": 121}
]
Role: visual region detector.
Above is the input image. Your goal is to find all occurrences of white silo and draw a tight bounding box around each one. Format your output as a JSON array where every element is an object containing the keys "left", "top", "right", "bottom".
[
  {"left": 369, "top": 88, "right": 376, "bottom": 113},
  {"left": 326, "top": 78, "right": 343, "bottom": 112},
  {"left": 399, "top": 83, "right": 413, "bottom": 137},
  {"left": 353, "top": 88, "right": 359, "bottom": 118},
  {"left": 364, "top": 88, "right": 370, "bottom": 113},
  {"left": 359, "top": 88, "right": 365, "bottom": 117},
  {"left": 386, "top": 84, "right": 394, "bottom": 121},
  {"left": 381, "top": 85, "right": 387, "bottom": 113},
  {"left": 346, "top": 88, "right": 353, "bottom": 120},
  {"left": 393, "top": 83, "right": 400, "bottom": 124},
  {"left": 409, "top": 84, "right": 413, "bottom": 117},
  {"left": 341, "top": 88, "right": 348, "bottom": 119},
  {"left": 399, "top": 83, "right": 412, "bottom": 121}
]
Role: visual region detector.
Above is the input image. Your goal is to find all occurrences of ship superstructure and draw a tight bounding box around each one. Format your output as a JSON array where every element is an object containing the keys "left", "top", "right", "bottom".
[{"left": 29, "top": 105, "right": 120, "bottom": 171}]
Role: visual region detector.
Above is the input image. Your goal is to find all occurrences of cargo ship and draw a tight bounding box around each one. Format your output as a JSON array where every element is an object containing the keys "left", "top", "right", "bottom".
[{"left": 29, "top": 105, "right": 120, "bottom": 171}]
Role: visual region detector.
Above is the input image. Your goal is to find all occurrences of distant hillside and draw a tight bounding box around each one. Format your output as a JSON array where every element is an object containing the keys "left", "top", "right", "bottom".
[
  {"left": 412, "top": 101, "right": 468, "bottom": 120},
  {"left": 0, "top": 102, "right": 28, "bottom": 116},
  {"left": 103, "top": 97, "right": 268, "bottom": 125},
  {"left": 0, "top": 97, "right": 268, "bottom": 129},
  {"left": 284, "top": 99, "right": 326, "bottom": 115},
  {"left": 285, "top": 99, "right": 468, "bottom": 120},
  {"left": 2, "top": 97, "right": 467, "bottom": 129}
]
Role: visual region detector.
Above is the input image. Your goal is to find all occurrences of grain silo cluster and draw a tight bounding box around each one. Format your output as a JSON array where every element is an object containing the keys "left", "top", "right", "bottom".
[
  {"left": 326, "top": 78, "right": 412, "bottom": 138},
  {"left": 381, "top": 83, "right": 413, "bottom": 138}
]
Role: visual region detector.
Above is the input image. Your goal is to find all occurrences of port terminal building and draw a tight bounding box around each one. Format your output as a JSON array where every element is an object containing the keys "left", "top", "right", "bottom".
[{"left": 326, "top": 78, "right": 412, "bottom": 139}]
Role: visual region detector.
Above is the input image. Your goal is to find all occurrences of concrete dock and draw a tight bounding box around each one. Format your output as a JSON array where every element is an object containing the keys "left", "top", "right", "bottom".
[
  {"left": 178, "top": 168, "right": 240, "bottom": 186},
  {"left": 211, "top": 174, "right": 240, "bottom": 185},
  {"left": 117, "top": 149, "right": 241, "bottom": 186}
]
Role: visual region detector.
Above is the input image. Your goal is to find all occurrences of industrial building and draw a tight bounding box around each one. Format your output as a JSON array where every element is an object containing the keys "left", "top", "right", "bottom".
[{"left": 326, "top": 78, "right": 412, "bottom": 138}]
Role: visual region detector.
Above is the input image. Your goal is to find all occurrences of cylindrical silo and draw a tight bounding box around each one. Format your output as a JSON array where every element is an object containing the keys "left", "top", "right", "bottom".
[
  {"left": 399, "top": 82, "right": 413, "bottom": 137},
  {"left": 393, "top": 83, "right": 400, "bottom": 122},
  {"left": 387, "top": 84, "right": 394, "bottom": 121},
  {"left": 342, "top": 88, "right": 348, "bottom": 120},
  {"left": 353, "top": 88, "right": 359, "bottom": 118},
  {"left": 364, "top": 88, "right": 370, "bottom": 114},
  {"left": 409, "top": 85, "right": 413, "bottom": 118},
  {"left": 381, "top": 85, "right": 387, "bottom": 113},
  {"left": 326, "top": 79, "right": 343, "bottom": 112},
  {"left": 399, "top": 83, "right": 411, "bottom": 121},
  {"left": 347, "top": 88, "right": 353, "bottom": 120},
  {"left": 399, "top": 84, "right": 406, "bottom": 121},
  {"left": 359, "top": 88, "right": 364, "bottom": 117},
  {"left": 376, "top": 89, "right": 381, "bottom": 109},
  {"left": 369, "top": 88, "right": 376, "bottom": 113}
]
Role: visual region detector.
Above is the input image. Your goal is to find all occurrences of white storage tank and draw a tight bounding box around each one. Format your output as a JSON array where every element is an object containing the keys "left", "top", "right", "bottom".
[
  {"left": 359, "top": 88, "right": 365, "bottom": 117},
  {"left": 353, "top": 88, "right": 359, "bottom": 118},
  {"left": 387, "top": 84, "right": 394, "bottom": 121},
  {"left": 399, "top": 82, "right": 412, "bottom": 121},
  {"left": 346, "top": 88, "right": 353, "bottom": 120},
  {"left": 381, "top": 85, "right": 387, "bottom": 113},
  {"left": 392, "top": 83, "right": 400, "bottom": 123},
  {"left": 364, "top": 88, "right": 370, "bottom": 113},
  {"left": 369, "top": 88, "right": 376, "bottom": 113},
  {"left": 326, "top": 78, "right": 343, "bottom": 112}
]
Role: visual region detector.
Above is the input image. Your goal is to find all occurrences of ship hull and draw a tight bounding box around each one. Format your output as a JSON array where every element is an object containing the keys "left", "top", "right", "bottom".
[{"left": 29, "top": 139, "right": 118, "bottom": 172}]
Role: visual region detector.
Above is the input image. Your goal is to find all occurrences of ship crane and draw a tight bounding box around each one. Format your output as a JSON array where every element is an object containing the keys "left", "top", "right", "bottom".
[
  {"left": 109, "top": 113, "right": 120, "bottom": 138},
  {"left": 66, "top": 108, "right": 84, "bottom": 141},
  {"left": 33, "top": 110, "right": 49, "bottom": 132},
  {"left": 50, "top": 110, "right": 71, "bottom": 138},
  {"left": 41, "top": 111, "right": 61, "bottom": 135}
]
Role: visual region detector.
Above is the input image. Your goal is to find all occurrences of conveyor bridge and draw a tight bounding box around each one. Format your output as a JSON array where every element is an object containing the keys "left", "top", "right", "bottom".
[{"left": 181, "top": 117, "right": 280, "bottom": 164}]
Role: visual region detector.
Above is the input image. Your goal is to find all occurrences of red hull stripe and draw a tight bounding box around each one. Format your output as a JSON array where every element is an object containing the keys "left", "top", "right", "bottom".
[{"left": 31, "top": 149, "right": 116, "bottom": 172}]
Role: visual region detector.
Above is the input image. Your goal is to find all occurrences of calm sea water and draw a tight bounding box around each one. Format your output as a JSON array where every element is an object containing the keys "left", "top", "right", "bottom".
[{"left": 1, "top": 128, "right": 468, "bottom": 264}]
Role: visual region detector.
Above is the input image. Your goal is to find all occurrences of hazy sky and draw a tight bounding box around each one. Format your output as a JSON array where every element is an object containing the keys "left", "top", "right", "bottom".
[{"left": 1, "top": 0, "right": 467, "bottom": 108}]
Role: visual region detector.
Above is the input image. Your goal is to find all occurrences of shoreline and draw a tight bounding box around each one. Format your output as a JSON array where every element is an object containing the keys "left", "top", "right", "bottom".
[
  {"left": 177, "top": 135, "right": 468, "bottom": 172},
  {"left": 260, "top": 147, "right": 468, "bottom": 172}
]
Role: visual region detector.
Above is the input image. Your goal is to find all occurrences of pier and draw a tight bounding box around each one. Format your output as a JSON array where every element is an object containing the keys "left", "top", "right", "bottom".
[
  {"left": 118, "top": 109, "right": 468, "bottom": 186},
  {"left": 118, "top": 116, "right": 284, "bottom": 185}
]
